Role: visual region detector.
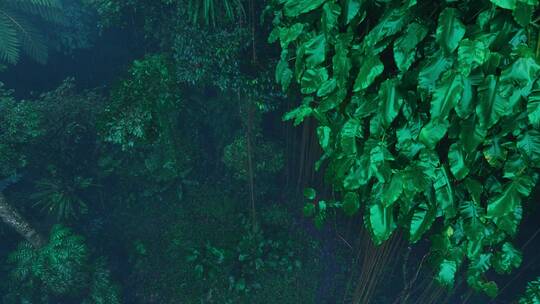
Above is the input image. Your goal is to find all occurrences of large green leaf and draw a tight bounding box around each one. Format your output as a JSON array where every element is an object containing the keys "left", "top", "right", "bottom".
[
  {"left": 459, "top": 200, "right": 484, "bottom": 231},
  {"left": 317, "top": 126, "right": 332, "bottom": 152},
  {"left": 458, "top": 39, "right": 489, "bottom": 76},
  {"left": 501, "top": 57, "right": 540, "bottom": 87},
  {"left": 283, "top": 103, "right": 313, "bottom": 126},
  {"left": 434, "top": 167, "right": 456, "bottom": 219},
  {"left": 378, "top": 79, "right": 403, "bottom": 128},
  {"left": 430, "top": 73, "right": 463, "bottom": 122},
  {"left": 344, "top": 154, "right": 371, "bottom": 189},
  {"left": 301, "top": 68, "right": 329, "bottom": 94},
  {"left": 487, "top": 175, "right": 535, "bottom": 218},
  {"left": 322, "top": 2, "right": 341, "bottom": 35},
  {"left": 333, "top": 34, "right": 352, "bottom": 88},
  {"left": 483, "top": 136, "right": 508, "bottom": 168},
  {"left": 460, "top": 115, "right": 486, "bottom": 153},
  {"left": 393, "top": 22, "right": 428, "bottom": 72},
  {"left": 353, "top": 55, "right": 384, "bottom": 92},
  {"left": 284, "top": 0, "right": 326, "bottom": 17},
  {"left": 381, "top": 173, "right": 403, "bottom": 207},
  {"left": 437, "top": 259, "right": 458, "bottom": 287},
  {"left": 304, "top": 34, "right": 327, "bottom": 68},
  {"left": 278, "top": 23, "right": 304, "bottom": 48},
  {"left": 476, "top": 75, "right": 507, "bottom": 129},
  {"left": 493, "top": 242, "right": 522, "bottom": 274},
  {"left": 455, "top": 77, "right": 474, "bottom": 119},
  {"left": 366, "top": 202, "right": 396, "bottom": 245},
  {"left": 527, "top": 84, "right": 540, "bottom": 128},
  {"left": 436, "top": 8, "right": 466, "bottom": 54},
  {"left": 418, "top": 51, "right": 453, "bottom": 92},
  {"left": 344, "top": 0, "right": 362, "bottom": 25},
  {"left": 449, "top": 143, "right": 470, "bottom": 180},
  {"left": 409, "top": 201, "right": 436, "bottom": 243},
  {"left": 419, "top": 121, "right": 449, "bottom": 149},
  {"left": 362, "top": 3, "right": 412, "bottom": 50},
  {"left": 513, "top": 1, "right": 535, "bottom": 26},
  {"left": 340, "top": 118, "right": 362, "bottom": 155},
  {"left": 517, "top": 130, "right": 540, "bottom": 166},
  {"left": 276, "top": 52, "right": 293, "bottom": 91},
  {"left": 369, "top": 143, "right": 394, "bottom": 183},
  {"left": 490, "top": 0, "right": 516, "bottom": 9},
  {"left": 317, "top": 78, "right": 337, "bottom": 97}
]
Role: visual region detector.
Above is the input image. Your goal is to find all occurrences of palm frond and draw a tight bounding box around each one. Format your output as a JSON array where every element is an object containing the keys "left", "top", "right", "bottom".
[
  {"left": 3, "top": 8, "right": 48, "bottom": 63},
  {"left": 8, "top": 0, "right": 65, "bottom": 23},
  {"left": 188, "top": 0, "right": 245, "bottom": 26},
  {"left": 0, "top": 0, "right": 63, "bottom": 64},
  {"left": 0, "top": 12, "right": 20, "bottom": 64}
]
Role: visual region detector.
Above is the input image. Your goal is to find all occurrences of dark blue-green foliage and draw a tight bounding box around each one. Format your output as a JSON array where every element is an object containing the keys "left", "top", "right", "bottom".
[{"left": 4, "top": 225, "right": 120, "bottom": 304}]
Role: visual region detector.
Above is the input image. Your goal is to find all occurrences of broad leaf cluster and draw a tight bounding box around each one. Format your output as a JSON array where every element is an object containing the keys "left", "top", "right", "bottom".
[{"left": 270, "top": 0, "right": 540, "bottom": 295}]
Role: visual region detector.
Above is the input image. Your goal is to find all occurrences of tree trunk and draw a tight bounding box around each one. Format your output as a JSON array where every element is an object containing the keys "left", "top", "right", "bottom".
[{"left": 0, "top": 192, "right": 44, "bottom": 248}]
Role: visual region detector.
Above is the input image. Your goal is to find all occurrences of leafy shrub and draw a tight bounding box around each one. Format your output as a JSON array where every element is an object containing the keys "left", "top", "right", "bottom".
[
  {"left": 31, "top": 173, "right": 93, "bottom": 220},
  {"left": 222, "top": 136, "right": 284, "bottom": 181},
  {"left": 4, "top": 225, "right": 120, "bottom": 303},
  {"left": 520, "top": 277, "right": 540, "bottom": 304},
  {"left": 269, "top": 0, "right": 540, "bottom": 296}
]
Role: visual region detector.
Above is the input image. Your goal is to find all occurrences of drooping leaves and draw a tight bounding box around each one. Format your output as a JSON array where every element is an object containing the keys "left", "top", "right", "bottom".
[
  {"left": 436, "top": 8, "right": 466, "bottom": 54},
  {"left": 366, "top": 202, "right": 396, "bottom": 245},
  {"left": 353, "top": 55, "right": 384, "bottom": 92},
  {"left": 270, "top": 0, "right": 540, "bottom": 296}
]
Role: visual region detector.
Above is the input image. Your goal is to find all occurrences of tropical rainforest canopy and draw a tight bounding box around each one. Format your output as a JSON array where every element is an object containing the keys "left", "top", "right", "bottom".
[{"left": 2, "top": 0, "right": 540, "bottom": 303}]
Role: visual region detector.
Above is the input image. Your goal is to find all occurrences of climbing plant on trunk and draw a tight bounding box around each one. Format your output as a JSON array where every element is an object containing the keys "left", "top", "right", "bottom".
[{"left": 269, "top": 0, "right": 540, "bottom": 297}]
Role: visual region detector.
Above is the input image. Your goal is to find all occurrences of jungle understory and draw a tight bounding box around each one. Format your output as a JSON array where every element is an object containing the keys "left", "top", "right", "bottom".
[{"left": 2, "top": 1, "right": 540, "bottom": 303}]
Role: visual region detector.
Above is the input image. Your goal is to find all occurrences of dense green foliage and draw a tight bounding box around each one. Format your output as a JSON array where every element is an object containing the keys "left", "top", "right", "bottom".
[
  {"left": 270, "top": 0, "right": 540, "bottom": 297},
  {"left": 2, "top": 0, "right": 540, "bottom": 302},
  {"left": 520, "top": 277, "right": 540, "bottom": 303},
  {"left": 5, "top": 225, "right": 119, "bottom": 303}
]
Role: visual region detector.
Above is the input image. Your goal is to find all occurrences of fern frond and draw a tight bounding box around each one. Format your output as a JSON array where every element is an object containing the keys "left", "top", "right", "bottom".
[
  {"left": 6, "top": 0, "right": 64, "bottom": 23},
  {"left": 4, "top": 9, "right": 47, "bottom": 63},
  {"left": 0, "top": 12, "right": 20, "bottom": 63},
  {"left": 0, "top": 0, "right": 64, "bottom": 64}
]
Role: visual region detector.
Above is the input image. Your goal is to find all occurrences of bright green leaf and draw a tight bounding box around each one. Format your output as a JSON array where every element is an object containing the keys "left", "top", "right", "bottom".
[
  {"left": 449, "top": 143, "right": 470, "bottom": 180},
  {"left": 517, "top": 130, "right": 540, "bottom": 166},
  {"left": 283, "top": 103, "right": 313, "bottom": 126},
  {"left": 366, "top": 203, "right": 396, "bottom": 245},
  {"left": 487, "top": 175, "right": 535, "bottom": 218},
  {"left": 322, "top": 2, "right": 341, "bottom": 35},
  {"left": 304, "top": 34, "right": 327, "bottom": 68},
  {"left": 409, "top": 201, "right": 436, "bottom": 243},
  {"left": 437, "top": 259, "right": 457, "bottom": 287},
  {"left": 344, "top": 0, "right": 362, "bottom": 25},
  {"left": 353, "top": 55, "right": 384, "bottom": 92},
  {"left": 340, "top": 118, "right": 362, "bottom": 155},
  {"left": 378, "top": 79, "right": 403, "bottom": 128},
  {"left": 476, "top": 75, "right": 508, "bottom": 129},
  {"left": 284, "top": 0, "right": 326, "bottom": 17},
  {"left": 490, "top": 0, "right": 516, "bottom": 9},
  {"left": 381, "top": 173, "right": 403, "bottom": 207},
  {"left": 430, "top": 73, "right": 463, "bottom": 122},
  {"left": 436, "top": 8, "right": 466, "bottom": 54},
  {"left": 493, "top": 242, "right": 522, "bottom": 274},
  {"left": 393, "top": 22, "right": 428, "bottom": 72},
  {"left": 317, "top": 126, "right": 332, "bottom": 151},
  {"left": 419, "top": 121, "right": 449, "bottom": 149},
  {"left": 301, "top": 68, "right": 329, "bottom": 94}
]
